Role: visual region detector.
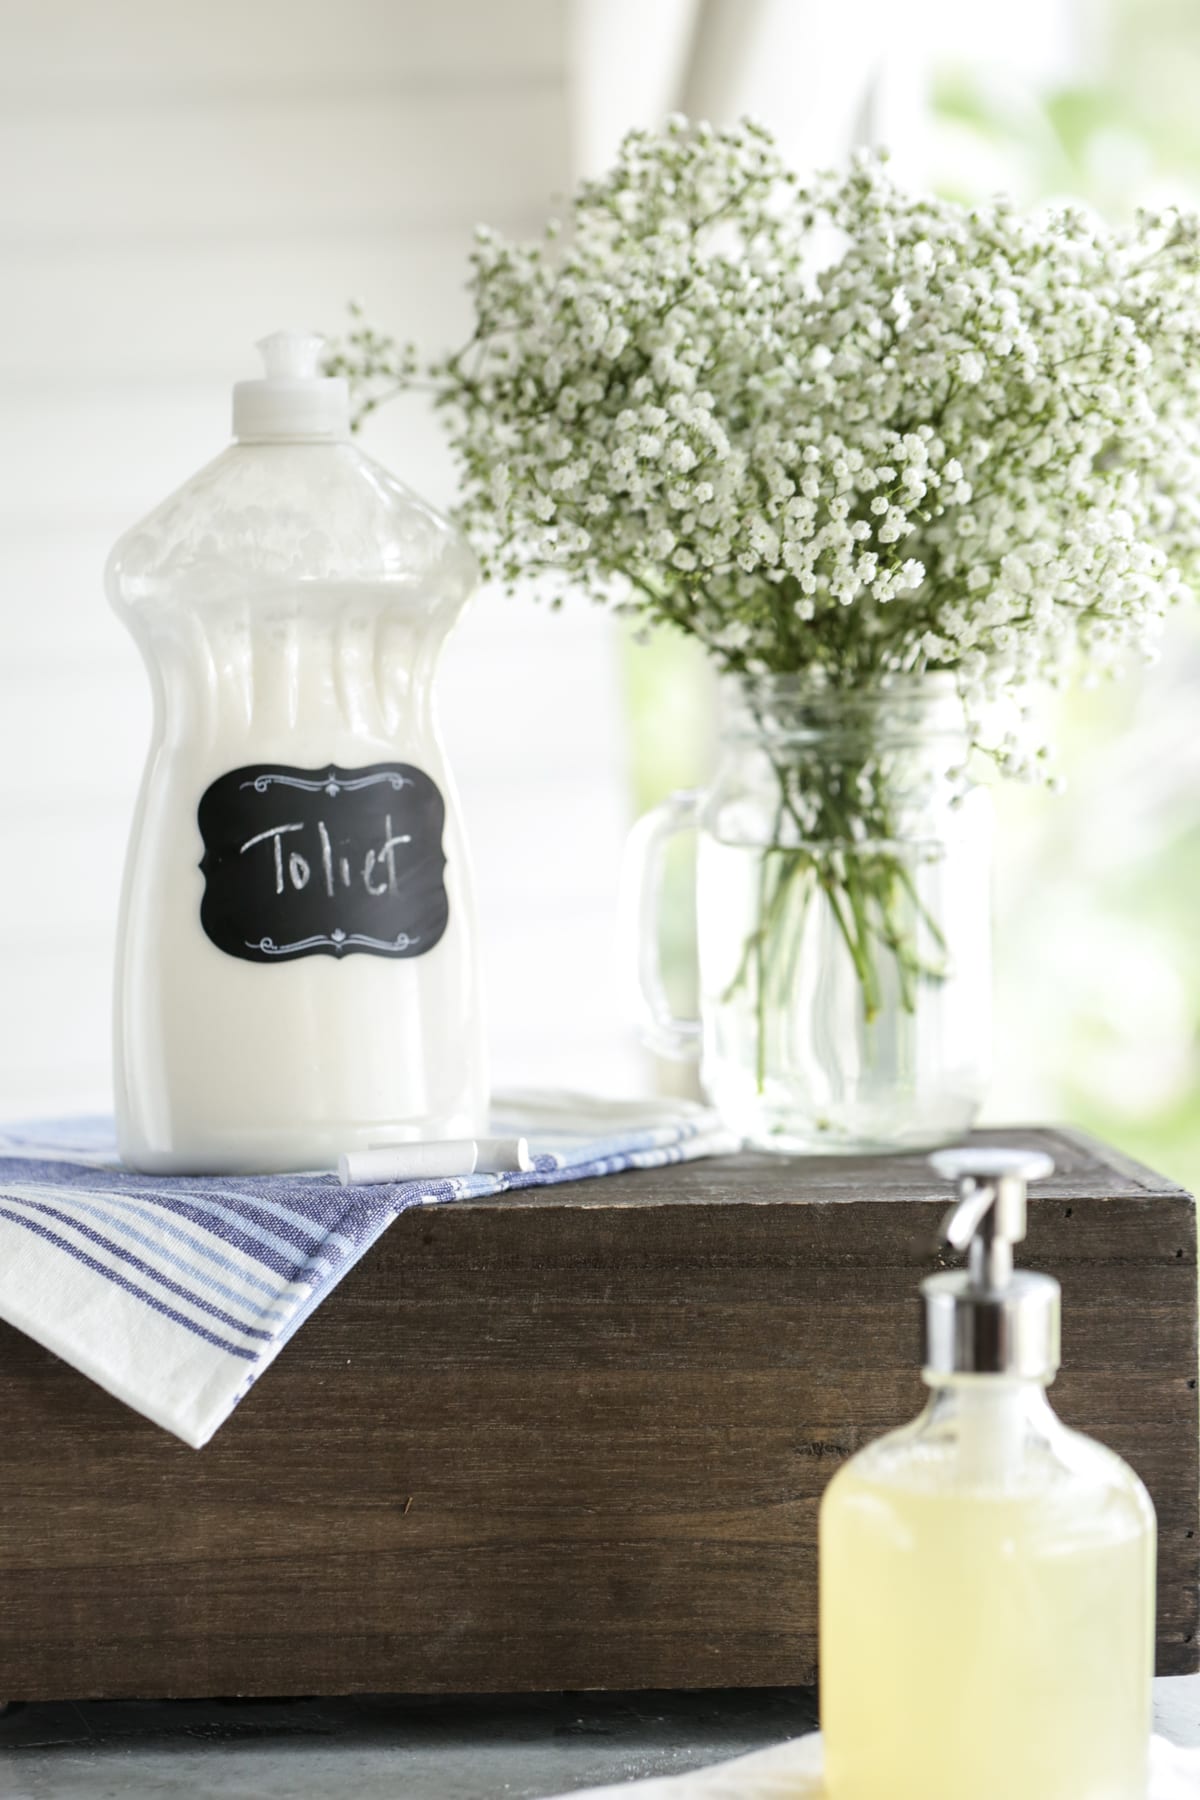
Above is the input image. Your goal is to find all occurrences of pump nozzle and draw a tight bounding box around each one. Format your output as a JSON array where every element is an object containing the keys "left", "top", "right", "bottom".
[
  {"left": 922, "top": 1145, "right": 1060, "bottom": 1380},
  {"left": 930, "top": 1146, "right": 1055, "bottom": 1291}
]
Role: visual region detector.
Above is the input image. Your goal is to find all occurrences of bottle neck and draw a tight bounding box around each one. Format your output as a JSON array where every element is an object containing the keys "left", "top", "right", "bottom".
[
  {"left": 925, "top": 1376, "right": 1060, "bottom": 1486},
  {"left": 921, "top": 1373, "right": 1059, "bottom": 1432}
]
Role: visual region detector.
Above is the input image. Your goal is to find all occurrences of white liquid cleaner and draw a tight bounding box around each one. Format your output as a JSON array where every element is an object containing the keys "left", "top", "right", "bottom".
[{"left": 108, "top": 333, "right": 487, "bottom": 1173}]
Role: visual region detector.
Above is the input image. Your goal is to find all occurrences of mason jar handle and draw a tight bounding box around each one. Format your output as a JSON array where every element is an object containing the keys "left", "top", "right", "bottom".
[{"left": 617, "top": 788, "right": 703, "bottom": 1061}]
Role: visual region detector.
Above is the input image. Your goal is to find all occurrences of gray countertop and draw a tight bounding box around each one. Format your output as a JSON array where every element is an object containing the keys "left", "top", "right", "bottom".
[{"left": 1, "top": 1681, "right": 1196, "bottom": 1799}]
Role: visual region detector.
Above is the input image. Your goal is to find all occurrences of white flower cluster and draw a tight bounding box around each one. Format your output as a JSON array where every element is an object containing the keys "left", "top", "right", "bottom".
[{"left": 334, "top": 118, "right": 1200, "bottom": 774}]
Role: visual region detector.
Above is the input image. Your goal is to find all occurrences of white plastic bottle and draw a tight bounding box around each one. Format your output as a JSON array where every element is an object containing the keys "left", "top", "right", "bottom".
[
  {"left": 108, "top": 332, "right": 487, "bottom": 1173},
  {"left": 820, "top": 1147, "right": 1156, "bottom": 1800}
]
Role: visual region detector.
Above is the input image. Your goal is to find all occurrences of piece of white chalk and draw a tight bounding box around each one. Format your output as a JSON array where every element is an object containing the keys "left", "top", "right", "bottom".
[
  {"left": 340, "top": 1135, "right": 535, "bottom": 1187},
  {"left": 339, "top": 1141, "right": 478, "bottom": 1185},
  {"left": 474, "top": 1135, "right": 534, "bottom": 1174}
]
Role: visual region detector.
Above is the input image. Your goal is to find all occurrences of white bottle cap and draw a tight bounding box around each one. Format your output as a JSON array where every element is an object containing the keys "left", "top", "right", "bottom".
[{"left": 232, "top": 330, "right": 350, "bottom": 443}]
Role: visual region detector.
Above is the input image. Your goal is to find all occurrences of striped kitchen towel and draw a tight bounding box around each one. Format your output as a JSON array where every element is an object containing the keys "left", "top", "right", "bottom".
[{"left": 0, "top": 1095, "right": 737, "bottom": 1449}]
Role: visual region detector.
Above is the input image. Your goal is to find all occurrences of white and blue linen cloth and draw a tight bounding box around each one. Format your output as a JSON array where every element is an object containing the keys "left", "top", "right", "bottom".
[{"left": 0, "top": 1094, "right": 737, "bottom": 1449}]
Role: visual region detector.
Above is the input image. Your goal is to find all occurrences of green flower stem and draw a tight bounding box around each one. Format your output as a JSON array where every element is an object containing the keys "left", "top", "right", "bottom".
[
  {"left": 823, "top": 875, "right": 880, "bottom": 1024},
  {"left": 894, "top": 860, "right": 949, "bottom": 953}
]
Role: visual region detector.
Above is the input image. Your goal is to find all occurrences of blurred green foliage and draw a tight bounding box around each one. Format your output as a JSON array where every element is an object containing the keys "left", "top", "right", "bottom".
[{"left": 928, "top": 0, "right": 1200, "bottom": 1192}]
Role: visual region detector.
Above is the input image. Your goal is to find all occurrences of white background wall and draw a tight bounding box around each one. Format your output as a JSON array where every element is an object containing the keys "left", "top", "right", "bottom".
[{"left": 0, "top": 0, "right": 643, "bottom": 1117}]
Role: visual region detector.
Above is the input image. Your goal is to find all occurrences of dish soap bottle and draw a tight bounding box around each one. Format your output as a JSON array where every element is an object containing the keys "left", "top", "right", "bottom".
[
  {"left": 109, "top": 331, "right": 487, "bottom": 1173},
  {"left": 820, "top": 1146, "right": 1156, "bottom": 1800}
]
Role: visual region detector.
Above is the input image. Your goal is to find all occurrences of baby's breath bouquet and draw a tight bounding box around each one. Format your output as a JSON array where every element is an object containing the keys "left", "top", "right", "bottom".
[{"left": 329, "top": 117, "right": 1200, "bottom": 1090}]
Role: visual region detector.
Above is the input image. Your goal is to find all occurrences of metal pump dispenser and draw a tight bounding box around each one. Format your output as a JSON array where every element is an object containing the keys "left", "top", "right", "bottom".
[{"left": 922, "top": 1146, "right": 1059, "bottom": 1378}]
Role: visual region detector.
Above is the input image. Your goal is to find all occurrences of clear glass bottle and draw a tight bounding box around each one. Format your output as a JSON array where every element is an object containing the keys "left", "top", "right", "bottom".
[
  {"left": 620, "top": 673, "right": 991, "bottom": 1153},
  {"left": 820, "top": 1148, "right": 1157, "bottom": 1800},
  {"left": 108, "top": 332, "right": 487, "bottom": 1173}
]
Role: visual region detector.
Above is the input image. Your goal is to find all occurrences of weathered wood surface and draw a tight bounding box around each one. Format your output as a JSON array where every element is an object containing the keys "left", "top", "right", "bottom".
[{"left": 0, "top": 1126, "right": 1195, "bottom": 1698}]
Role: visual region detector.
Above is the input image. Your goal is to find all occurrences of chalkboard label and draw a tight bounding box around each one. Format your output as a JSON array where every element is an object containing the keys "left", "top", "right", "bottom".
[{"left": 197, "top": 762, "right": 449, "bottom": 964}]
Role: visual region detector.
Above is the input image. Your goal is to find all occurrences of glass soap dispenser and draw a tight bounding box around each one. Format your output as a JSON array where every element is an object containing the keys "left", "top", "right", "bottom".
[{"left": 820, "top": 1146, "right": 1157, "bottom": 1800}]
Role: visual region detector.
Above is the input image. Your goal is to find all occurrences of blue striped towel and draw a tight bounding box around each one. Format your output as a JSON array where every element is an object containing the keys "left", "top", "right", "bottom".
[{"left": 0, "top": 1096, "right": 737, "bottom": 1448}]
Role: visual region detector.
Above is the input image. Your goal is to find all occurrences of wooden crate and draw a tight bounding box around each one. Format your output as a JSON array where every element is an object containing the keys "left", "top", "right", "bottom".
[{"left": 0, "top": 1127, "right": 1195, "bottom": 1698}]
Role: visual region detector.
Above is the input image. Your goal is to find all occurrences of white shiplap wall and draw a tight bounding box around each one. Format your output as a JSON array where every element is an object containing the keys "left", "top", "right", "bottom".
[{"left": 0, "top": 0, "right": 640, "bottom": 1115}]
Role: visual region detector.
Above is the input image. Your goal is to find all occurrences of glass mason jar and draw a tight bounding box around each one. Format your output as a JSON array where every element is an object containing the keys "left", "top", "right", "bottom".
[{"left": 620, "top": 673, "right": 992, "bottom": 1153}]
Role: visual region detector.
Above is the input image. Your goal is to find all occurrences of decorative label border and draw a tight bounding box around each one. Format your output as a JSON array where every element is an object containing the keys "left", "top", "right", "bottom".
[
  {"left": 239, "top": 769, "right": 414, "bottom": 797},
  {"left": 247, "top": 930, "right": 422, "bottom": 956}
]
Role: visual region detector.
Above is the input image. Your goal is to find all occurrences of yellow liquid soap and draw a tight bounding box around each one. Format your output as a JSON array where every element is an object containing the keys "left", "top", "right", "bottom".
[{"left": 820, "top": 1383, "right": 1156, "bottom": 1800}]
